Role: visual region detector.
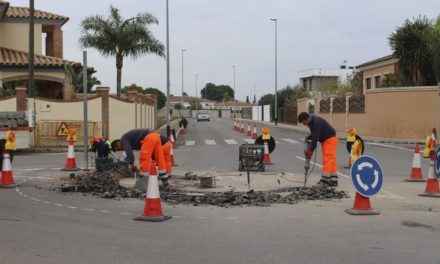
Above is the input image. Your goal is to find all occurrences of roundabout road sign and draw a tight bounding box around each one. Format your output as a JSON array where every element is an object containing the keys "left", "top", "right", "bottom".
[
  {"left": 350, "top": 155, "right": 383, "bottom": 197},
  {"left": 435, "top": 148, "right": 440, "bottom": 179}
]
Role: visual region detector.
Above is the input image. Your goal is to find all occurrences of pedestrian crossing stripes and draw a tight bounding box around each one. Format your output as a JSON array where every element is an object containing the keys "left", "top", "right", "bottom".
[
  {"left": 185, "top": 140, "right": 195, "bottom": 146},
  {"left": 183, "top": 138, "right": 301, "bottom": 146}
]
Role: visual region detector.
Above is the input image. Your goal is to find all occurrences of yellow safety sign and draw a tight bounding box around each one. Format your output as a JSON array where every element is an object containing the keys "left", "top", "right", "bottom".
[
  {"left": 56, "top": 122, "right": 69, "bottom": 137},
  {"left": 262, "top": 127, "right": 271, "bottom": 140}
]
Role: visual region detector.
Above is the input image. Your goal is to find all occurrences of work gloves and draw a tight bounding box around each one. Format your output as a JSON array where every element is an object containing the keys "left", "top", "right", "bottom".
[
  {"left": 130, "top": 164, "right": 137, "bottom": 173},
  {"left": 305, "top": 149, "right": 313, "bottom": 157}
]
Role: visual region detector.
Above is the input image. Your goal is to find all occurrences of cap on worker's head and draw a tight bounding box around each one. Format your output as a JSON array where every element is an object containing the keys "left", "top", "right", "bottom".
[
  {"left": 298, "top": 112, "right": 310, "bottom": 123},
  {"left": 110, "top": 139, "right": 122, "bottom": 151}
]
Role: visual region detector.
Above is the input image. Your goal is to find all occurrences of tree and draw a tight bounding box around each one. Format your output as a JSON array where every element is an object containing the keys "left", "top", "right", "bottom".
[
  {"left": 79, "top": 5, "right": 164, "bottom": 97},
  {"left": 174, "top": 103, "right": 183, "bottom": 110},
  {"left": 200, "top": 83, "right": 234, "bottom": 101},
  {"left": 65, "top": 65, "right": 101, "bottom": 93},
  {"left": 144, "top": 87, "right": 166, "bottom": 109},
  {"left": 258, "top": 93, "right": 273, "bottom": 105},
  {"left": 389, "top": 16, "right": 436, "bottom": 86},
  {"left": 189, "top": 99, "right": 202, "bottom": 110},
  {"left": 122, "top": 83, "right": 144, "bottom": 93},
  {"left": 182, "top": 91, "right": 188, "bottom": 96},
  {"left": 121, "top": 84, "right": 166, "bottom": 109},
  {"left": 246, "top": 96, "right": 250, "bottom": 103},
  {"left": 432, "top": 16, "right": 440, "bottom": 81}
]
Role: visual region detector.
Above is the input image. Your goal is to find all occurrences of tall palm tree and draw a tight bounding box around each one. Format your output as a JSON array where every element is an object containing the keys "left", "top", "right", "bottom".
[
  {"left": 389, "top": 16, "right": 435, "bottom": 86},
  {"left": 79, "top": 6, "right": 164, "bottom": 97}
]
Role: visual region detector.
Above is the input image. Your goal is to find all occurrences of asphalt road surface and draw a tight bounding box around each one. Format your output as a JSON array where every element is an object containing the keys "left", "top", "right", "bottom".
[{"left": 1, "top": 118, "right": 439, "bottom": 264}]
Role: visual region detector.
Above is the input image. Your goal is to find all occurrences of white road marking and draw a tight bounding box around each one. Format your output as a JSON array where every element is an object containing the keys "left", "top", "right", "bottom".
[
  {"left": 205, "top": 140, "right": 216, "bottom": 145},
  {"left": 83, "top": 208, "right": 94, "bottom": 211},
  {"left": 67, "top": 206, "right": 78, "bottom": 209},
  {"left": 365, "top": 142, "right": 412, "bottom": 152},
  {"left": 118, "top": 212, "right": 133, "bottom": 216},
  {"left": 296, "top": 156, "right": 349, "bottom": 179},
  {"left": 23, "top": 194, "right": 28, "bottom": 198},
  {"left": 54, "top": 203, "right": 63, "bottom": 207},
  {"left": 276, "top": 141, "right": 280, "bottom": 144},
  {"left": 42, "top": 201, "right": 50, "bottom": 204},
  {"left": 243, "top": 138, "right": 254, "bottom": 144},
  {"left": 225, "top": 139, "right": 238, "bottom": 145},
  {"left": 282, "top": 138, "right": 300, "bottom": 144},
  {"left": 185, "top": 140, "right": 195, "bottom": 146},
  {"left": 100, "top": 210, "right": 112, "bottom": 214},
  {"left": 31, "top": 197, "right": 40, "bottom": 202},
  {"left": 196, "top": 216, "right": 209, "bottom": 219}
]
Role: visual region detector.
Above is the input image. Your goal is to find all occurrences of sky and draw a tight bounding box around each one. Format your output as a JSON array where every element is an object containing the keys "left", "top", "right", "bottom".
[{"left": 9, "top": 0, "right": 440, "bottom": 101}]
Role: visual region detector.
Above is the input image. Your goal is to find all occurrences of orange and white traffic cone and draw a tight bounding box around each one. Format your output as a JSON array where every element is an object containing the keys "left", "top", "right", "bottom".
[
  {"left": 179, "top": 124, "right": 185, "bottom": 135},
  {"left": 419, "top": 151, "right": 440, "bottom": 197},
  {"left": 0, "top": 150, "right": 19, "bottom": 188},
  {"left": 62, "top": 141, "right": 79, "bottom": 171},
  {"left": 345, "top": 192, "right": 380, "bottom": 215},
  {"left": 170, "top": 144, "right": 176, "bottom": 166},
  {"left": 133, "top": 162, "right": 172, "bottom": 222},
  {"left": 240, "top": 122, "right": 245, "bottom": 133},
  {"left": 252, "top": 124, "right": 257, "bottom": 139},
  {"left": 233, "top": 119, "right": 236, "bottom": 130},
  {"left": 263, "top": 141, "right": 271, "bottom": 165},
  {"left": 247, "top": 123, "right": 252, "bottom": 136},
  {"left": 407, "top": 144, "right": 424, "bottom": 182},
  {"left": 169, "top": 132, "right": 176, "bottom": 148}
]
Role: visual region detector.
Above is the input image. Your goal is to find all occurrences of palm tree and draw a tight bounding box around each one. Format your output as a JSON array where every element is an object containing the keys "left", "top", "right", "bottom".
[
  {"left": 79, "top": 6, "right": 164, "bottom": 97},
  {"left": 389, "top": 16, "right": 435, "bottom": 86},
  {"left": 65, "top": 65, "right": 101, "bottom": 93}
]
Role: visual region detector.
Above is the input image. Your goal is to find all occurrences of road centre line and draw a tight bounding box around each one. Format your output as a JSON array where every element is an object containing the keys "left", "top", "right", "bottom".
[
  {"left": 282, "top": 138, "right": 300, "bottom": 144},
  {"left": 364, "top": 142, "right": 412, "bottom": 151},
  {"left": 243, "top": 139, "right": 254, "bottom": 144},
  {"left": 295, "top": 156, "right": 349, "bottom": 179}
]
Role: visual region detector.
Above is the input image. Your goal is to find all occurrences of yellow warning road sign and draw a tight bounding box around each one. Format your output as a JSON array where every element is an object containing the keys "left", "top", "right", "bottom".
[{"left": 56, "top": 122, "right": 69, "bottom": 137}]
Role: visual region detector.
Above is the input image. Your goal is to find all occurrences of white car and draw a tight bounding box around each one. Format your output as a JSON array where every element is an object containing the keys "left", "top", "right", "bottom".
[{"left": 196, "top": 110, "right": 210, "bottom": 122}]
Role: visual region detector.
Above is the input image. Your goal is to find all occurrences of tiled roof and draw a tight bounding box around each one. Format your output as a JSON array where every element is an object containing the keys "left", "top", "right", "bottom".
[
  {"left": 356, "top": 54, "right": 397, "bottom": 69},
  {"left": 1, "top": 4, "right": 68, "bottom": 24},
  {"left": 0, "top": 47, "right": 80, "bottom": 67}
]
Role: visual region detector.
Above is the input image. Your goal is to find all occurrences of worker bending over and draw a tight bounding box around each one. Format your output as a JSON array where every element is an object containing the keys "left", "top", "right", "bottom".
[
  {"left": 298, "top": 112, "right": 339, "bottom": 187},
  {"left": 111, "top": 129, "right": 169, "bottom": 184}
]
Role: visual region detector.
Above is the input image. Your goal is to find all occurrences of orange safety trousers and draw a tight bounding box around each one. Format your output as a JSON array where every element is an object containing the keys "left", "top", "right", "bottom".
[
  {"left": 322, "top": 135, "right": 338, "bottom": 175},
  {"left": 139, "top": 132, "right": 166, "bottom": 175},
  {"left": 161, "top": 141, "right": 172, "bottom": 174}
]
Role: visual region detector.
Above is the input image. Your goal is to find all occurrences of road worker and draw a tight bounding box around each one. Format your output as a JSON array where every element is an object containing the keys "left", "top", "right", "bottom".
[
  {"left": 159, "top": 135, "right": 173, "bottom": 177},
  {"left": 111, "top": 129, "right": 169, "bottom": 185},
  {"left": 298, "top": 112, "right": 339, "bottom": 187}
]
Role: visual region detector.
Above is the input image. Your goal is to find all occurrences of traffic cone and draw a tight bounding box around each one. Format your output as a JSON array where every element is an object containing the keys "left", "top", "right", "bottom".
[
  {"left": 170, "top": 143, "right": 176, "bottom": 166},
  {"left": 419, "top": 151, "right": 440, "bottom": 197},
  {"left": 240, "top": 122, "right": 245, "bottom": 133},
  {"left": 62, "top": 141, "right": 79, "bottom": 171},
  {"left": 179, "top": 124, "right": 185, "bottom": 135},
  {"left": 263, "top": 141, "right": 271, "bottom": 165},
  {"left": 133, "top": 162, "right": 172, "bottom": 222},
  {"left": 247, "top": 123, "right": 252, "bottom": 136},
  {"left": 169, "top": 132, "right": 176, "bottom": 148},
  {"left": 407, "top": 144, "right": 425, "bottom": 182},
  {"left": 345, "top": 192, "right": 380, "bottom": 215},
  {"left": 0, "top": 150, "right": 19, "bottom": 188},
  {"left": 252, "top": 124, "right": 257, "bottom": 139}
]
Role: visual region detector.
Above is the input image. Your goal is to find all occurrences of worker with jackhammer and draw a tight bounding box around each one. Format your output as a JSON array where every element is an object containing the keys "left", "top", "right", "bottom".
[
  {"left": 111, "top": 129, "right": 170, "bottom": 186},
  {"left": 298, "top": 112, "right": 339, "bottom": 187}
]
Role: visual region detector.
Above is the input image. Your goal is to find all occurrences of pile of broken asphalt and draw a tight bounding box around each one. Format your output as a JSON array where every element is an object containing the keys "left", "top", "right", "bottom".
[{"left": 58, "top": 170, "right": 349, "bottom": 207}]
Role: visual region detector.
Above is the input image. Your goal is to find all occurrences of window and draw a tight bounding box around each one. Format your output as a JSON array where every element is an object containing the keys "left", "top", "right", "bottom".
[
  {"left": 374, "top": 76, "right": 381, "bottom": 88},
  {"left": 365, "top": 78, "right": 372, "bottom": 90}
]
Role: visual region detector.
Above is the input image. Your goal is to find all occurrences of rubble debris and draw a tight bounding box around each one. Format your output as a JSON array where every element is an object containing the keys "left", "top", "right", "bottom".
[
  {"left": 59, "top": 170, "right": 144, "bottom": 199},
  {"left": 59, "top": 171, "right": 349, "bottom": 206}
]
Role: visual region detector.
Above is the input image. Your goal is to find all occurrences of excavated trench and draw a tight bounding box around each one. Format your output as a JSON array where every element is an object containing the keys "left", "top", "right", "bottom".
[{"left": 59, "top": 171, "right": 349, "bottom": 207}]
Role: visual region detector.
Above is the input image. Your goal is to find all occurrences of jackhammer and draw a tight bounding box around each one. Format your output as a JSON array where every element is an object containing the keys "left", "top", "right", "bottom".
[{"left": 303, "top": 138, "right": 315, "bottom": 187}]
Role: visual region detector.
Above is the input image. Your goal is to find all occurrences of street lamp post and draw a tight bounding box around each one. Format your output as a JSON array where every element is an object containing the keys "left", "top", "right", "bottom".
[
  {"left": 270, "top": 18, "right": 278, "bottom": 125},
  {"left": 232, "top": 65, "right": 236, "bottom": 117},
  {"left": 195, "top": 74, "right": 198, "bottom": 111},
  {"left": 181, "top": 49, "right": 186, "bottom": 117},
  {"left": 166, "top": 0, "right": 171, "bottom": 136}
]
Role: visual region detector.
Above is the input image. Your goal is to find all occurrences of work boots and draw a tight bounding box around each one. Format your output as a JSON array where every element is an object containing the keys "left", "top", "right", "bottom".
[{"left": 315, "top": 175, "right": 338, "bottom": 187}]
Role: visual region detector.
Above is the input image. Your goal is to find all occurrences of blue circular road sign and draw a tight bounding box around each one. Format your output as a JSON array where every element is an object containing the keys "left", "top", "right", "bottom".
[
  {"left": 350, "top": 155, "right": 383, "bottom": 197},
  {"left": 435, "top": 148, "right": 440, "bottom": 179}
]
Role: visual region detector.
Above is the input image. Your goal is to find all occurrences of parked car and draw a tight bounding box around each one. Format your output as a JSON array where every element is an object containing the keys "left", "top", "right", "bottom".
[{"left": 196, "top": 110, "right": 210, "bottom": 122}]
